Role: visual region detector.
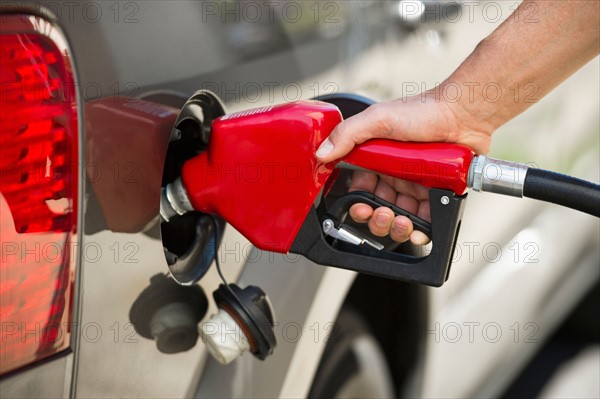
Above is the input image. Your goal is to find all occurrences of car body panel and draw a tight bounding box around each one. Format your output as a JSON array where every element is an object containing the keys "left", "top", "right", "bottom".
[{"left": 1, "top": 355, "right": 71, "bottom": 398}]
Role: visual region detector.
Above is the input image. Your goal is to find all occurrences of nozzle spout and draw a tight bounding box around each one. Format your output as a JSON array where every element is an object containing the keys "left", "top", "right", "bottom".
[{"left": 160, "top": 178, "right": 194, "bottom": 221}]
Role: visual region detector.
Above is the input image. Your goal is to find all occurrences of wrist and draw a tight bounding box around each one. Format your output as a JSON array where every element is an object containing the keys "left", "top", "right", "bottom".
[
  {"left": 435, "top": 34, "right": 522, "bottom": 143},
  {"left": 425, "top": 85, "right": 495, "bottom": 155}
]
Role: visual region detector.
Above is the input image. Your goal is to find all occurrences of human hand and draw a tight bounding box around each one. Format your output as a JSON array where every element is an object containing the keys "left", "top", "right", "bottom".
[{"left": 316, "top": 94, "right": 493, "bottom": 244}]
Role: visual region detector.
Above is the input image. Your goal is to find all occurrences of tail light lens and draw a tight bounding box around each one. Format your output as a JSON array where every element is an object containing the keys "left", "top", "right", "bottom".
[{"left": 0, "top": 15, "right": 79, "bottom": 375}]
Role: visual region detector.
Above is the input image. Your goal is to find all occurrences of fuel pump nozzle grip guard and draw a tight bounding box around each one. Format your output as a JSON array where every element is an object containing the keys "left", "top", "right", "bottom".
[
  {"left": 163, "top": 96, "right": 472, "bottom": 287},
  {"left": 291, "top": 188, "right": 465, "bottom": 287}
]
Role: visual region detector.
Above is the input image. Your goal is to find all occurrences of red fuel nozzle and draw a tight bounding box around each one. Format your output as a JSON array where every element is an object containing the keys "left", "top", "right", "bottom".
[
  {"left": 160, "top": 99, "right": 470, "bottom": 286},
  {"left": 164, "top": 101, "right": 472, "bottom": 254},
  {"left": 161, "top": 100, "right": 473, "bottom": 286}
]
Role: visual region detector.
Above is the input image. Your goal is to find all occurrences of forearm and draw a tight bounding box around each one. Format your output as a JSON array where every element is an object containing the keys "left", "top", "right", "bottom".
[
  {"left": 442, "top": 0, "right": 599, "bottom": 133},
  {"left": 316, "top": 1, "right": 599, "bottom": 162}
]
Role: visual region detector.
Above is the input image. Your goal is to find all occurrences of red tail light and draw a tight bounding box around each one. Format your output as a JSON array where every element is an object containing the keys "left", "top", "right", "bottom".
[{"left": 0, "top": 15, "right": 79, "bottom": 375}]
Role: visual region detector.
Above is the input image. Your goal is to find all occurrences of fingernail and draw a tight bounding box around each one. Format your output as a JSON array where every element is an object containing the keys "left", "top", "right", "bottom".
[
  {"left": 411, "top": 231, "right": 430, "bottom": 245},
  {"left": 392, "top": 223, "right": 407, "bottom": 235},
  {"left": 375, "top": 213, "right": 390, "bottom": 227},
  {"left": 316, "top": 138, "right": 334, "bottom": 158}
]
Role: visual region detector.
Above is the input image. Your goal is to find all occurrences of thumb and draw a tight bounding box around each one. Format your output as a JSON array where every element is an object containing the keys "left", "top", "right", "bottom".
[{"left": 315, "top": 106, "right": 389, "bottom": 163}]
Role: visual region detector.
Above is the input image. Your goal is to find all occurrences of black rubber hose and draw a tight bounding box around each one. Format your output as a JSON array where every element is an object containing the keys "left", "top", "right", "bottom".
[{"left": 523, "top": 168, "right": 600, "bottom": 217}]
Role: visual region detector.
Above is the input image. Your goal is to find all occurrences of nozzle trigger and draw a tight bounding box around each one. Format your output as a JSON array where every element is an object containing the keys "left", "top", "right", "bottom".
[
  {"left": 326, "top": 191, "right": 432, "bottom": 238},
  {"left": 322, "top": 218, "right": 384, "bottom": 250}
]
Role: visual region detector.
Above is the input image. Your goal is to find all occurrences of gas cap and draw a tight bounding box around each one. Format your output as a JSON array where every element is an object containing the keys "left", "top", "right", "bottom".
[{"left": 200, "top": 284, "right": 277, "bottom": 364}]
